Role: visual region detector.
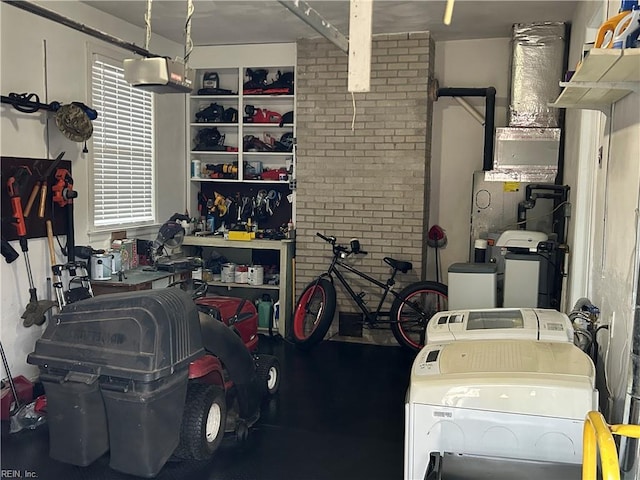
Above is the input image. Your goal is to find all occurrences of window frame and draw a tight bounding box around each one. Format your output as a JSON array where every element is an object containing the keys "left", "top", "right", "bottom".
[{"left": 89, "top": 45, "right": 156, "bottom": 232}]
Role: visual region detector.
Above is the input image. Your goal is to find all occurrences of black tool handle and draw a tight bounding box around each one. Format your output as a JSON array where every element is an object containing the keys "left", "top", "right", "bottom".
[{"left": 1, "top": 237, "right": 19, "bottom": 264}]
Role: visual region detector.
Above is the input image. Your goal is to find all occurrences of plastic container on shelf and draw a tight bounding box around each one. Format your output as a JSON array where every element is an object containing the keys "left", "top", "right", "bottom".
[
  {"left": 191, "top": 159, "right": 201, "bottom": 178},
  {"left": 595, "top": 0, "right": 638, "bottom": 47},
  {"left": 257, "top": 294, "right": 274, "bottom": 328},
  {"left": 612, "top": 7, "right": 640, "bottom": 48}
]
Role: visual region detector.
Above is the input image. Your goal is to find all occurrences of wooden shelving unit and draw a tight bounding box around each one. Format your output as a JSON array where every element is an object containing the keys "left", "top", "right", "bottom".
[
  {"left": 551, "top": 48, "right": 640, "bottom": 110},
  {"left": 181, "top": 236, "right": 294, "bottom": 337}
]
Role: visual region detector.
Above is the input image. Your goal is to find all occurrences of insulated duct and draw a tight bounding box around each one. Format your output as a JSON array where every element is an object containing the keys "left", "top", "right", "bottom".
[
  {"left": 436, "top": 87, "right": 496, "bottom": 172},
  {"left": 509, "top": 22, "right": 567, "bottom": 128}
]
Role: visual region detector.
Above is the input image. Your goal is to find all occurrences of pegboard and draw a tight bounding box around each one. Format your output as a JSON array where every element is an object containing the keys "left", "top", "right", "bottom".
[
  {"left": 198, "top": 183, "right": 292, "bottom": 231},
  {"left": 1, "top": 156, "right": 72, "bottom": 241}
]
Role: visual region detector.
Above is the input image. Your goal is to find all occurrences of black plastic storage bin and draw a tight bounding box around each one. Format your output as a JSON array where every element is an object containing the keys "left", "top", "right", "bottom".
[
  {"left": 28, "top": 288, "right": 205, "bottom": 477},
  {"left": 38, "top": 370, "right": 109, "bottom": 466}
]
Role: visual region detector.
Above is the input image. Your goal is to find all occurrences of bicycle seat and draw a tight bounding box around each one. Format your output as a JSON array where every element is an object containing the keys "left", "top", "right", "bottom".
[{"left": 384, "top": 257, "right": 412, "bottom": 273}]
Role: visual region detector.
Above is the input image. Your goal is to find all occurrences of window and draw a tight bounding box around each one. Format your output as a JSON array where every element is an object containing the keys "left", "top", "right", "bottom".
[{"left": 91, "top": 52, "right": 155, "bottom": 228}]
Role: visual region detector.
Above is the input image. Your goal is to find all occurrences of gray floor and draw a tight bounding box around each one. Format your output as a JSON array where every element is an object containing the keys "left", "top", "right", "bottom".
[{"left": 2, "top": 336, "right": 415, "bottom": 480}]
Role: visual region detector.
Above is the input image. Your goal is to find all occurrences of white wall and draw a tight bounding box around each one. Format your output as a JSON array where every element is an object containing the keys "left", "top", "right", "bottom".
[
  {"left": 1, "top": 1, "right": 186, "bottom": 379},
  {"left": 563, "top": 0, "right": 640, "bottom": 425},
  {"left": 431, "top": 38, "right": 511, "bottom": 282}
]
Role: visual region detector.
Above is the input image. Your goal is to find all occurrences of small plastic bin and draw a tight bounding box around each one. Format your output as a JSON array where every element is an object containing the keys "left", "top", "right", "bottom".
[
  {"left": 28, "top": 288, "right": 205, "bottom": 477},
  {"left": 101, "top": 370, "right": 189, "bottom": 477},
  {"left": 38, "top": 371, "right": 109, "bottom": 466}
]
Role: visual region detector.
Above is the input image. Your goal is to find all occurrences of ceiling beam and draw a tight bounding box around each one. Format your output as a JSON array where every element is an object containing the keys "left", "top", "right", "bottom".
[
  {"left": 278, "top": 0, "right": 349, "bottom": 54},
  {"left": 348, "top": 0, "right": 372, "bottom": 92}
]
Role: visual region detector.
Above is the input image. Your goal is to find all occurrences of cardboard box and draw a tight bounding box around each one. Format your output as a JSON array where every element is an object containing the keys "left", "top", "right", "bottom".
[{"left": 112, "top": 239, "right": 138, "bottom": 270}]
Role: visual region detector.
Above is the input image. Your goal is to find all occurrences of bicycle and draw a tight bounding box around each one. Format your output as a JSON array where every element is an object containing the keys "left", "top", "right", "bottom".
[{"left": 292, "top": 233, "right": 448, "bottom": 352}]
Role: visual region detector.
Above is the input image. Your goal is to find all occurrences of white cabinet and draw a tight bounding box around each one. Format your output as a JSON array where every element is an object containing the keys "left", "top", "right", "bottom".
[
  {"left": 551, "top": 48, "right": 640, "bottom": 110},
  {"left": 182, "top": 236, "right": 294, "bottom": 337},
  {"left": 188, "top": 66, "right": 295, "bottom": 184}
]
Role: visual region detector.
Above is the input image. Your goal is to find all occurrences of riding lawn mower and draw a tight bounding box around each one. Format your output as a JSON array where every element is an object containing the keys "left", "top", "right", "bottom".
[{"left": 27, "top": 282, "right": 280, "bottom": 477}]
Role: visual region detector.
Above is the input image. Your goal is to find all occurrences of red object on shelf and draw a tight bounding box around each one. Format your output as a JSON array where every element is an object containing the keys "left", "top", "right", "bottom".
[{"left": 1, "top": 375, "right": 34, "bottom": 420}]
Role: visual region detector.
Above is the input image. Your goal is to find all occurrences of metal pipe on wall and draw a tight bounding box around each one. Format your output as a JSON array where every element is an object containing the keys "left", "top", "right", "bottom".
[
  {"left": 436, "top": 86, "right": 496, "bottom": 171},
  {"left": 4, "top": 0, "right": 154, "bottom": 58}
]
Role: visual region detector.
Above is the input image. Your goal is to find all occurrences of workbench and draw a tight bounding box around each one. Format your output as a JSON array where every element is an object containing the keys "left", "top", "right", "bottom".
[{"left": 90, "top": 267, "right": 191, "bottom": 296}]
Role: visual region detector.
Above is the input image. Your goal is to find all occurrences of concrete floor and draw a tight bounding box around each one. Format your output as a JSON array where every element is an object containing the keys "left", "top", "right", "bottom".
[{"left": 1, "top": 336, "right": 414, "bottom": 480}]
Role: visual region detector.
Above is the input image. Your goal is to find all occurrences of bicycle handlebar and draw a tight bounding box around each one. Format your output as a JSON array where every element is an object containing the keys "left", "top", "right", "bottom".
[
  {"left": 316, "top": 232, "right": 367, "bottom": 256},
  {"left": 316, "top": 232, "right": 335, "bottom": 244}
]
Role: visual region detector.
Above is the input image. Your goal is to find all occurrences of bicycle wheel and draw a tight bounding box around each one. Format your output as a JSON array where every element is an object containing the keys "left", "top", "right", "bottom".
[
  {"left": 390, "top": 281, "right": 448, "bottom": 352},
  {"left": 292, "top": 278, "right": 336, "bottom": 350}
]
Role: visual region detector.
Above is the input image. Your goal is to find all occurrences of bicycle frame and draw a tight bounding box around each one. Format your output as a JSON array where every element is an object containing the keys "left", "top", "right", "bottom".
[{"left": 318, "top": 251, "right": 403, "bottom": 326}]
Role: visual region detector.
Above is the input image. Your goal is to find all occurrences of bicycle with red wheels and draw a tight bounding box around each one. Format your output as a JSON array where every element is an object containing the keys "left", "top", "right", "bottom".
[{"left": 292, "top": 233, "right": 448, "bottom": 352}]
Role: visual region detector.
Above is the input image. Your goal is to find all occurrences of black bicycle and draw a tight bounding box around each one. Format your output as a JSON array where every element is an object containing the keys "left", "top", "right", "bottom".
[{"left": 292, "top": 233, "right": 448, "bottom": 352}]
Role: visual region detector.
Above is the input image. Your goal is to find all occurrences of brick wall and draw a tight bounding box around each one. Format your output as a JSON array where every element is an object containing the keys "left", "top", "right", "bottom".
[{"left": 295, "top": 32, "right": 435, "bottom": 342}]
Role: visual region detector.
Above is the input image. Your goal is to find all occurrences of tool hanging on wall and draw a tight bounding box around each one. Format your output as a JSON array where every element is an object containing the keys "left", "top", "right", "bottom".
[
  {"left": 1, "top": 236, "right": 19, "bottom": 264},
  {"left": 51, "top": 168, "right": 78, "bottom": 263},
  {"left": 23, "top": 151, "right": 65, "bottom": 218},
  {"left": 6, "top": 166, "right": 56, "bottom": 326},
  {"left": 1, "top": 93, "right": 97, "bottom": 152}
]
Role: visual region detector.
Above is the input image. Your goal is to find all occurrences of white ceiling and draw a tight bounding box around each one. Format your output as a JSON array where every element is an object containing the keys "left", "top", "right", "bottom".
[{"left": 81, "top": 0, "right": 583, "bottom": 47}]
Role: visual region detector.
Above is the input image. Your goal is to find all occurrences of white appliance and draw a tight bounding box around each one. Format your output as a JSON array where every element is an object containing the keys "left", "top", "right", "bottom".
[
  {"left": 447, "top": 263, "right": 498, "bottom": 310},
  {"left": 405, "top": 339, "right": 597, "bottom": 480},
  {"left": 495, "top": 230, "right": 548, "bottom": 252},
  {"left": 426, "top": 308, "right": 574, "bottom": 345}
]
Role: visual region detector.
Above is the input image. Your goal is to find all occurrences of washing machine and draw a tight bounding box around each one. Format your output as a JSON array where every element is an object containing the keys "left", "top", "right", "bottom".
[
  {"left": 404, "top": 339, "right": 597, "bottom": 480},
  {"left": 426, "top": 308, "right": 574, "bottom": 345}
]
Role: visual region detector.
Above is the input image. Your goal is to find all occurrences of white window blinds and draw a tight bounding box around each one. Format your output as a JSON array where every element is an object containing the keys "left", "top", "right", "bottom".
[{"left": 91, "top": 55, "right": 155, "bottom": 227}]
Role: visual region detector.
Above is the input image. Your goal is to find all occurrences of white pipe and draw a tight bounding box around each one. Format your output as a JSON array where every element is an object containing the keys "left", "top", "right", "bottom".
[{"left": 453, "top": 96, "right": 485, "bottom": 125}]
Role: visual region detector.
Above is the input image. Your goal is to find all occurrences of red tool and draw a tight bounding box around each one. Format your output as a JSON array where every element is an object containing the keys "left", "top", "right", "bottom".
[
  {"left": 7, "top": 166, "right": 55, "bottom": 326},
  {"left": 51, "top": 168, "right": 78, "bottom": 262}
]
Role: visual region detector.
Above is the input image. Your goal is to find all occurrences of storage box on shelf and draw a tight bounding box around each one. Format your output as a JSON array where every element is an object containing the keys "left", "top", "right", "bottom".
[
  {"left": 181, "top": 235, "right": 294, "bottom": 337},
  {"left": 551, "top": 48, "right": 640, "bottom": 109}
]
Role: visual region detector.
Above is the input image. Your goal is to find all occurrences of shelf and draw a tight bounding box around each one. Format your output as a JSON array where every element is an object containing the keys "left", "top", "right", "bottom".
[
  {"left": 243, "top": 94, "right": 295, "bottom": 100},
  {"left": 243, "top": 151, "right": 293, "bottom": 156},
  {"left": 191, "top": 177, "right": 241, "bottom": 182},
  {"left": 242, "top": 179, "right": 290, "bottom": 184},
  {"left": 191, "top": 123, "right": 238, "bottom": 128},
  {"left": 551, "top": 48, "right": 640, "bottom": 110},
  {"left": 207, "top": 281, "right": 279, "bottom": 291},
  {"left": 243, "top": 123, "right": 294, "bottom": 128},
  {"left": 191, "top": 94, "right": 238, "bottom": 100},
  {"left": 183, "top": 236, "right": 293, "bottom": 250},
  {"left": 181, "top": 236, "right": 295, "bottom": 338},
  {"left": 191, "top": 151, "right": 238, "bottom": 155}
]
